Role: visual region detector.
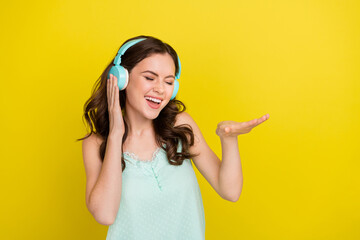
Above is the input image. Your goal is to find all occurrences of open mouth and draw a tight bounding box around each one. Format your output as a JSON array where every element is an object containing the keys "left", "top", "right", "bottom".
[
  {"left": 145, "top": 96, "right": 162, "bottom": 109},
  {"left": 144, "top": 96, "right": 162, "bottom": 105}
]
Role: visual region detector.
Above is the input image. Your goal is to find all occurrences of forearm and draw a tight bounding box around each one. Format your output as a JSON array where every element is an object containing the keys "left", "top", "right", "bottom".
[
  {"left": 218, "top": 136, "right": 243, "bottom": 202},
  {"left": 89, "top": 135, "right": 123, "bottom": 225}
]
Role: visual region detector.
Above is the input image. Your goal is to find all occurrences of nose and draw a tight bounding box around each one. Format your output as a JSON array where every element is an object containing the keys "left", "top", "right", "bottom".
[{"left": 153, "top": 80, "right": 165, "bottom": 94}]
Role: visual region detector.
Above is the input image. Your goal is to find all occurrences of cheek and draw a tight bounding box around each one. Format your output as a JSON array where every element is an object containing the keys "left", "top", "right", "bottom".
[
  {"left": 167, "top": 85, "right": 175, "bottom": 96},
  {"left": 142, "top": 81, "right": 154, "bottom": 91},
  {"left": 124, "top": 88, "right": 138, "bottom": 104},
  {"left": 128, "top": 78, "right": 148, "bottom": 94}
]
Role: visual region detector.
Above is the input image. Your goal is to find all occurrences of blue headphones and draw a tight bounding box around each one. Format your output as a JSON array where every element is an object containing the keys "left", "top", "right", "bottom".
[{"left": 108, "top": 38, "right": 181, "bottom": 100}]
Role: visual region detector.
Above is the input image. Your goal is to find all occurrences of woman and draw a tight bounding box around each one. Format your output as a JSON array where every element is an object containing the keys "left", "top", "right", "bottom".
[{"left": 79, "top": 35, "right": 269, "bottom": 240}]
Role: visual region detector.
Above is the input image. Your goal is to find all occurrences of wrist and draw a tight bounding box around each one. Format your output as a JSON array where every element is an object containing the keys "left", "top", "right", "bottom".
[
  {"left": 108, "top": 131, "right": 124, "bottom": 141},
  {"left": 220, "top": 136, "right": 238, "bottom": 145}
]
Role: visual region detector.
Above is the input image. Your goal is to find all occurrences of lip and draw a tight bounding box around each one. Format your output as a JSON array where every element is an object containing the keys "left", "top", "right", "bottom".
[
  {"left": 145, "top": 97, "right": 161, "bottom": 109},
  {"left": 145, "top": 95, "right": 163, "bottom": 101}
]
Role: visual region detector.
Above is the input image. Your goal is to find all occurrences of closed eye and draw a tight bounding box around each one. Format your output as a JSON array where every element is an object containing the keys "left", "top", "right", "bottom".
[{"left": 145, "top": 76, "right": 173, "bottom": 85}]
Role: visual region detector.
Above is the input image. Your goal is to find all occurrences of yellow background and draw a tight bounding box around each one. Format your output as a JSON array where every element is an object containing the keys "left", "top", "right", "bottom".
[{"left": 1, "top": 0, "right": 359, "bottom": 239}]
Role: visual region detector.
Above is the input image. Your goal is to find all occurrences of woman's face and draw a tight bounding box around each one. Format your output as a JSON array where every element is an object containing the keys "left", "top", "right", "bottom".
[{"left": 124, "top": 53, "right": 176, "bottom": 119}]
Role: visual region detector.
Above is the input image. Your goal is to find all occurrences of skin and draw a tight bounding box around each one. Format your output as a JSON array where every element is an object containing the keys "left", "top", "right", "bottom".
[
  {"left": 109, "top": 52, "right": 270, "bottom": 200},
  {"left": 123, "top": 53, "right": 175, "bottom": 138},
  {"left": 111, "top": 53, "right": 176, "bottom": 160},
  {"left": 174, "top": 110, "right": 270, "bottom": 202},
  {"left": 215, "top": 114, "right": 270, "bottom": 138}
]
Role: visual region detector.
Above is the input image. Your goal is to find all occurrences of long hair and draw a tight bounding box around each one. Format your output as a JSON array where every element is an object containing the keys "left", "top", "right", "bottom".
[{"left": 76, "top": 35, "right": 199, "bottom": 171}]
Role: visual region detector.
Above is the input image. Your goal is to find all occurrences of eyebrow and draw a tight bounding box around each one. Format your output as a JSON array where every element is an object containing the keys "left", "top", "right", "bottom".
[{"left": 141, "top": 70, "right": 175, "bottom": 79}]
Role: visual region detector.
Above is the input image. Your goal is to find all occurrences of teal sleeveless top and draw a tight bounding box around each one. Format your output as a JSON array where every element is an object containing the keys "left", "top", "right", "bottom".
[{"left": 106, "top": 141, "right": 205, "bottom": 240}]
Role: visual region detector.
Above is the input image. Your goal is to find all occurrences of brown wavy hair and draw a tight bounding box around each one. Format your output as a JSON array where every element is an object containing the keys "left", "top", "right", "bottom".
[{"left": 76, "top": 35, "right": 199, "bottom": 171}]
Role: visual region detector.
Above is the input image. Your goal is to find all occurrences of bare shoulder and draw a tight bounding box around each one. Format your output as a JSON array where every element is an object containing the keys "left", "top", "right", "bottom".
[
  {"left": 82, "top": 133, "right": 104, "bottom": 148},
  {"left": 82, "top": 133, "right": 104, "bottom": 161},
  {"left": 174, "top": 111, "right": 202, "bottom": 148},
  {"left": 175, "top": 111, "right": 195, "bottom": 127},
  {"left": 81, "top": 133, "right": 103, "bottom": 163}
]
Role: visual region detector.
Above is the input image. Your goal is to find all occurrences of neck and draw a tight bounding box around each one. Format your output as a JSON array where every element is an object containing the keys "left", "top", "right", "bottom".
[{"left": 124, "top": 109, "right": 155, "bottom": 138}]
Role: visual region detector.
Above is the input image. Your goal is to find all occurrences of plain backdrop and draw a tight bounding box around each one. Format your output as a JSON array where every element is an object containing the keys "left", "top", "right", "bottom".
[{"left": 0, "top": 0, "right": 359, "bottom": 239}]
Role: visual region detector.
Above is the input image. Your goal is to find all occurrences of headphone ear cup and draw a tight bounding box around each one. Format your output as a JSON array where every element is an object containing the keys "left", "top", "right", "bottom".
[
  {"left": 170, "top": 79, "right": 179, "bottom": 100},
  {"left": 108, "top": 65, "right": 129, "bottom": 90}
]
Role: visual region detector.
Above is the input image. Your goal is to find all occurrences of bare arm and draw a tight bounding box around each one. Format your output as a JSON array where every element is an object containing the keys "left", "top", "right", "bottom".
[
  {"left": 83, "top": 133, "right": 123, "bottom": 225},
  {"left": 174, "top": 112, "right": 240, "bottom": 202},
  {"left": 218, "top": 136, "right": 243, "bottom": 201},
  {"left": 175, "top": 112, "right": 269, "bottom": 202}
]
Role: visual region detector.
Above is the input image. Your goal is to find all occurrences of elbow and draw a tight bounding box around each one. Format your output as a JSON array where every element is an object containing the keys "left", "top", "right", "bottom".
[
  {"left": 227, "top": 194, "right": 240, "bottom": 202},
  {"left": 219, "top": 178, "right": 243, "bottom": 203},
  {"left": 94, "top": 212, "right": 116, "bottom": 226},
  {"left": 87, "top": 197, "right": 117, "bottom": 226},
  {"left": 221, "top": 188, "right": 242, "bottom": 202},
  {"left": 222, "top": 193, "right": 240, "bottom": 202},
  {"left": 88, "top": 205, "right": 116, "bottom": 226},
  {"left": 97, "top": 217, "right": 115, "bottom": 226}
]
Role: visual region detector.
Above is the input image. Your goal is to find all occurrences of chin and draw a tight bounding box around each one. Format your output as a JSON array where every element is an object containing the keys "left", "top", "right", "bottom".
[
  {"left": 146, "top": 113, "right": 160, "bottom": 120},
  {"left": 144, "top": 107, "right": 161, "bottom": 119}
]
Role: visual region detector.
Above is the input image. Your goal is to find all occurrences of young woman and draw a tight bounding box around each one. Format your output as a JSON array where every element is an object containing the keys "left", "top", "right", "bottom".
[{"left": 79, "top": 35, "right": 269, "bottom": 240}]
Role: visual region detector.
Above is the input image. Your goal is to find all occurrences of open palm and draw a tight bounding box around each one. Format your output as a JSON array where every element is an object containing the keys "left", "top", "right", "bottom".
[{"left": 216, "top": 114, "right": 270, "bottom": 138}]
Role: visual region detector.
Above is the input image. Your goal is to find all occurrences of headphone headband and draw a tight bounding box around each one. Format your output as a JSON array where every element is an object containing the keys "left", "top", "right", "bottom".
[
  {"left": 113, "top": 38, "right": 181, "bottom": 80},
  {"left": 109, "top": 37, "right": 180, "bottom": 99},
  {"left": 113, "top": 38, "right": 146, "bottom": 66}
]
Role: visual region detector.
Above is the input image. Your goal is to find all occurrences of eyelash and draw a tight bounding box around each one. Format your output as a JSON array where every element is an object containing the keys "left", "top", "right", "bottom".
[{"left": 145, "top": 76, "right": 173, "bottom": 85}]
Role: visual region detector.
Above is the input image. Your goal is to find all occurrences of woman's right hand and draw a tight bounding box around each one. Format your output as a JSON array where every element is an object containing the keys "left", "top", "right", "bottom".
[{"left": 107, "top": 74, "right": 125, "bottom": 138}]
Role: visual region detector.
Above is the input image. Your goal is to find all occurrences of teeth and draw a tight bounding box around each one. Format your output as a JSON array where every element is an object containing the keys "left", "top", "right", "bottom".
[{"left": 145, "top": 96, "right": 162, "bottom": 103}]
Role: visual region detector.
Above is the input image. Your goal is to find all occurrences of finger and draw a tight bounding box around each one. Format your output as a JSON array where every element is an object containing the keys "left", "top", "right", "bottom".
[
  {"left": 107, "top": 78, "right": 110, "bottom": 106},
  {"left": 114, "top": 86, "right": 119, "bottom": 107},
  {"left": 113, "top": 75, "right": 118, "bottom": 87},
  {"left": 110, "top": 74, "right": 114, "bottom": 107},
  {"left": 113, "top": 76, "right": 117, "bottom": 104},
  {"left": 254, "top": 115, "right": 267, "bottom": 127},
  {"left": 108, "top": 77, "right": 113, "bottom": 107},
  {"left": 114, "top": 78, "right": 119, "bottom": 105},
  {"left": 253, "top": 118, "right": 263, "bottom": 127},
  {"left": 113, "top": 75, "right": 118, "bottom": 104},
  {"left": 259, "top": 115, "right": 266, "bottom": 122},
  {"left": 260, "top": 114, "right": 269, "bottom": 121},
  {"left": 259, "top": 114, "right": 269, "bottom": 123},
  {"left": 115, "top": 84, "right": 120, "bottom": 107},
  {"left": 115, "top": 82, "right": 120, "bottom": 105},
  {"left": 113, "top": 83, "right": 118, "bottom": 106}
]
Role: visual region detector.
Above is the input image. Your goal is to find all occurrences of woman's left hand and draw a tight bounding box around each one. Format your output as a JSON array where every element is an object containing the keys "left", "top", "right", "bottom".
[{"left": 216, "top": 114, "right": 270, "bottom": 138}]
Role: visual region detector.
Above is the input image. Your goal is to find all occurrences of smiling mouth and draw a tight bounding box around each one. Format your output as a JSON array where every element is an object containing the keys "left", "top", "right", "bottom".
[
  {"left": 144, "top": 97, "right": 162, "bottom": 109},
  {"left": 144, "top": 96, "right": 162, "bottom": 104}
]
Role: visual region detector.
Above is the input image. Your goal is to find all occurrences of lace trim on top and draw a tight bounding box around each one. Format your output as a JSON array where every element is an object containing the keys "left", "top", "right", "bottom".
[{"left": 123, "top": 147, "right": 162, "bottom": 163}]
